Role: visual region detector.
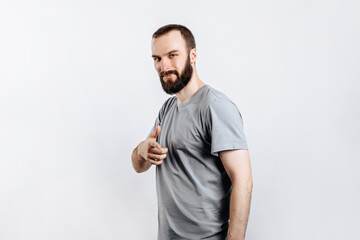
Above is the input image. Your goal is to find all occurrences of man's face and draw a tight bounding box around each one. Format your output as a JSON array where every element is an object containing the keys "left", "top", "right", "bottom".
[{"left": 151, "top": 30, "right": 193, "bottom": 94}]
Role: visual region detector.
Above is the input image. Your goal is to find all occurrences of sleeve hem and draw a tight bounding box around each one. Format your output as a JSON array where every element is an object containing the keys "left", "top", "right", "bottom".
[{"left": 211, "top": 144, "right": 249, "bottom": 157}]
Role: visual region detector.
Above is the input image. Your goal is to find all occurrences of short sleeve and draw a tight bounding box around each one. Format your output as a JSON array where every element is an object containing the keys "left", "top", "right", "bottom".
[
  {"left": 147, "top": 96, "right": 176, "bottom": 140},
  {"left": 208, "top": 98, "right": 248, "bottom": 157}
]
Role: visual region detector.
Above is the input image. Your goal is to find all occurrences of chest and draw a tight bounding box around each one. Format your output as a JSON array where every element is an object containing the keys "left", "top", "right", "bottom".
[{"left": 158, "top": 106, "right": 210, "bottom": 150}]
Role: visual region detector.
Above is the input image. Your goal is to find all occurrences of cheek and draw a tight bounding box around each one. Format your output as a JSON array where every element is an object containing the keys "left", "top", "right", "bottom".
[
  {"left": 154, "top": 63, "right": 160, "bottom": 73},
  {"left": 174, "top": 58, "right": 185, "bottom": 70}
]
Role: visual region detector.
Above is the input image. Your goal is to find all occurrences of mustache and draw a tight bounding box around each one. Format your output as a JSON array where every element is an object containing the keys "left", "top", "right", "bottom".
[{"left": 160, "top": 69, "right": 179, "bottom": 78}]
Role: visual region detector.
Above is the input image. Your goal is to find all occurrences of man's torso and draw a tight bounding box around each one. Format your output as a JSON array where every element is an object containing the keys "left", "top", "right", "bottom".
[{"left": 151, "top": 85, "right": 247, "bottom": 240}]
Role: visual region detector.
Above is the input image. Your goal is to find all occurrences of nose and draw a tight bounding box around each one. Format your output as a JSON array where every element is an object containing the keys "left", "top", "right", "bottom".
[{"left": 159, "top": 57, "right": 172, "bottom": 73}]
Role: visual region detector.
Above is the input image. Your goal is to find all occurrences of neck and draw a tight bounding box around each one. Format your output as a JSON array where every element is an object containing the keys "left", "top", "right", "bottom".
[{"left": 175, "top": 70, "right": 205, "bottom": 105}]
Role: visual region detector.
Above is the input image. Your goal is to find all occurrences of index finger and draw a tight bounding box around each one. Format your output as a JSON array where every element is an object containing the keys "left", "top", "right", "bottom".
[{"left": 151, "top": 147, "right": 168, "bottom": 154}]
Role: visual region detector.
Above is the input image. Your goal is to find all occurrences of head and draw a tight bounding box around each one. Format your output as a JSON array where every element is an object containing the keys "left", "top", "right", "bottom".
[{"left": 151, "top": 24, "right": 197, "bottom": 94}]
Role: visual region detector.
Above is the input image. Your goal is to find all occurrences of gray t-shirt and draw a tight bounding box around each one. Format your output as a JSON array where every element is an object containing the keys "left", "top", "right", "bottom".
[{"left": 149, "top": 84, "right": 248, "bottom": 240}]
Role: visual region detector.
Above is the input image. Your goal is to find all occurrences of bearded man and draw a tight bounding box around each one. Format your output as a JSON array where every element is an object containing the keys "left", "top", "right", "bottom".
[{"left": 131, "top": 24, "right": 253, "bottom": 240}]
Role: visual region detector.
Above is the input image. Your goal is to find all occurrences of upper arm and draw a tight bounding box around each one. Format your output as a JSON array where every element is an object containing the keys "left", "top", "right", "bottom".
[
  {"left": 207, "top": 98, "right": 248, "bottom": 157},
  {"left": 219, "top": 149, "right": 252, "bottom": 184}
]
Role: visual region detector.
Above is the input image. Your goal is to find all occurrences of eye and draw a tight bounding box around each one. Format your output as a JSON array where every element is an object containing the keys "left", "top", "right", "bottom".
[
  {"left": 153, "top": 57, "right": 160, "bottom": 62},
  {"left": 169, "top": 54, "right": 176, "bottom": 58}
]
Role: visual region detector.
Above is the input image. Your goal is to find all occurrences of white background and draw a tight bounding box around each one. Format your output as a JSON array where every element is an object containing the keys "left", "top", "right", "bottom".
[{"left": 1, "top": 0, "right": 359, "bottom": 239}]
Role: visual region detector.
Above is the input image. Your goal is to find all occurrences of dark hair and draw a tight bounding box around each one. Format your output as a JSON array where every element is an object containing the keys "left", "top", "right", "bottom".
[{"left": 152, "top": 24, "right": 196, "bottom": 51}]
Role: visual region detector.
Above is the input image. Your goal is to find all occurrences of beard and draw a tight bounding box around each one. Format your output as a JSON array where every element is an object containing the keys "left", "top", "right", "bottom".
[{"left": 159, "top": 55, "right": 193, "bottom": 95}]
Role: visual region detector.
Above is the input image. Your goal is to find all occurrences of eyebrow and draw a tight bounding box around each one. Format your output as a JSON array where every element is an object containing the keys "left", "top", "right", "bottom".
[{"left": 152, "top": 50, "right": 180, "bottom": 58}]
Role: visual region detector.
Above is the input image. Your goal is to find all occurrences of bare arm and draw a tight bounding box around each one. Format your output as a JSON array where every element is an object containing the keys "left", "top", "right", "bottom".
[
  {"left": 131, "top": 126, "right": 168, "bottom": 173},
  {"left": 220, "top": 149, "right": 253, "bottom": 240}
]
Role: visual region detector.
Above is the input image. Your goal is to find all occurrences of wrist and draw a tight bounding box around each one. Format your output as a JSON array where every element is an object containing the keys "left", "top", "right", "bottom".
[{"left": 137, "top": 141, "right": 146, "bottom": 161}]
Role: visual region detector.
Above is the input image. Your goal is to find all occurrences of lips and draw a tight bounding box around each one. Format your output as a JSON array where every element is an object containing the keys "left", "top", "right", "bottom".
[
  {"left": 163, "top": 73, "right": 174, "bottom": 79},
  {"left": 161, "top": 70, "right": 177, "bottom": 78}
]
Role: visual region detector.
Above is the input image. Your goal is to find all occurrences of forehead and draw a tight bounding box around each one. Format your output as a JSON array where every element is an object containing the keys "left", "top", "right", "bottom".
[{"left": 151, "top": 30, "right": 187, "bottom": 55}]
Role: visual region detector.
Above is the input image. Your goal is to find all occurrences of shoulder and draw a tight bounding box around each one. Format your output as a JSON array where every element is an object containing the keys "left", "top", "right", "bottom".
[
  {"left": 161, "top": 96, "right": 177, "bottom": 111},
  {"left": 201, "top": 85, "right": 238, "bottom": 110},
  {"left": 157, "top": 96, "right": 177, "bottom": 119}
]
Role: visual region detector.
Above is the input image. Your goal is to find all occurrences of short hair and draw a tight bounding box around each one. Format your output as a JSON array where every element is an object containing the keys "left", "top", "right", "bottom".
[{"left": 152, "top": 24, "right": 196, "bottom": 51}]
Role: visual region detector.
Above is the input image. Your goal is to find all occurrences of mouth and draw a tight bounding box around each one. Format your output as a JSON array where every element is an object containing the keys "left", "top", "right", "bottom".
[{"left": 163, "top": 73, "right": 175, "bottom": 79}]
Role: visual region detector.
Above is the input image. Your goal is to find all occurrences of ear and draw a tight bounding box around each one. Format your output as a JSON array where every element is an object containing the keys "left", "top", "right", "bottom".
[{"left": 189, "top": 48, "right": 197, "bottom": 64}]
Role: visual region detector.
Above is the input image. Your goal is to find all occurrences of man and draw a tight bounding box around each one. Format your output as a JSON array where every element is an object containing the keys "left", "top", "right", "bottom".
[{"left": 131, "top": 24, "right": 253, "bottom": 240}]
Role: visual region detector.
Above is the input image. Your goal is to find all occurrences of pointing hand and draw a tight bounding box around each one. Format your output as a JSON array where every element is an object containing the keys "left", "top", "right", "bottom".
[{"left": 138, "top": 126, "right": 168, "bottom": 165}]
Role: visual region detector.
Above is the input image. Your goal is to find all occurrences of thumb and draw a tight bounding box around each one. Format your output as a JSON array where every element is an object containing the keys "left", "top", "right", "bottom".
[{"left": 149, "top": 125, "right": 161, "bottom": 139}]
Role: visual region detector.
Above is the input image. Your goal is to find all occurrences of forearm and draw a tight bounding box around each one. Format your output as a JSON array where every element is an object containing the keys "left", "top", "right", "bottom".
[
  {"left": 131, "top": 143, "right": 151, "bottom": 173},
  {"left": 227, "top": 179, "right": 253, "bottom": 240}
]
